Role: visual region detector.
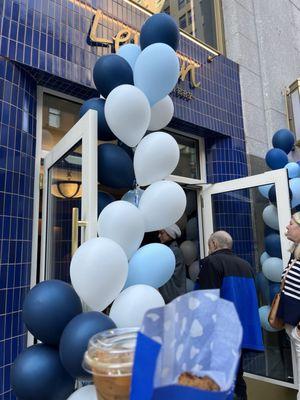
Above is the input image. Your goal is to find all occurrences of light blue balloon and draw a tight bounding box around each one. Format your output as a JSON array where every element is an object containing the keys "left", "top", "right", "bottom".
[
  {"left": 117, "top": 44, "right": 141, "bottom": 70},
  {"left": 289, "top": 178, "right": 300, "bottom": 208},
  {"left": 262, "top": 204, "right": 279, "bottom": 231},
  {"left": 134, "top": 43, "right": 180, "bottom": 106},
  {"left": 259, "top": 305, "right": 281, "bottom": 332},
  {"left": 262, "top": 257, "right": 283, "bottom": 282},
  {"left": 260, "top": 251, "right": 270, "bottom": 266},
  {"left": 125, "top": 243, "right": 175, "bottom": 289},
  {"left": 258, "top": 184, "right": 273, "bottom": 199},
  {"left": 122, "top": 188, "right": 144, "bottom": 207},
  {"left": 285, "top": 162, "right": 300, "bottom": 179},
  {"left": 255, "top": 272, "right": 270, "bottom": 305}
]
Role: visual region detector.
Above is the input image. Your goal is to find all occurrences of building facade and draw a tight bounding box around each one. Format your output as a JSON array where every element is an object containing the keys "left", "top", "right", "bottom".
[{"left": 0, "top": 0, "right": 298, "bottom": 399}]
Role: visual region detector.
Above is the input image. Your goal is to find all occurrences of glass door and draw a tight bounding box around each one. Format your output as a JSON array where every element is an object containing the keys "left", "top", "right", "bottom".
[
  {"left": 40, "top": 110, "right": 98, "bottom": 282},
  {"left": 201, "top": 168, "right": 297, "bottom": 388}
]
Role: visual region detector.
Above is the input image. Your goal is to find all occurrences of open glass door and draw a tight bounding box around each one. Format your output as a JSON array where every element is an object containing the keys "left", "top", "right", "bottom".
[
  {"left": 201, "top": 169, "right": 297, "bottom": 388},
  {"left": 40, "top": 110, "right": 98, "bottom": 282}
]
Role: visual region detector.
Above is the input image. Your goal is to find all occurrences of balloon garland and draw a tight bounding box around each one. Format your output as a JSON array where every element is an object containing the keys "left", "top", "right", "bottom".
[
  {"left": 258, "top": 128, "right": 298, "bottom": 332},
  {"left": 12, "top": 13, "right": 187, "bottom": 399}
]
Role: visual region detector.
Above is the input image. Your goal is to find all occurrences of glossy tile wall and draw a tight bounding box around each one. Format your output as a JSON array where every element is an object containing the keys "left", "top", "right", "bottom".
[
  {"left": 0, "top": 59, "right": 37, "bottom": 399},
  {"left": 0, "top": 1, "right": 249, "bottom": 398}
]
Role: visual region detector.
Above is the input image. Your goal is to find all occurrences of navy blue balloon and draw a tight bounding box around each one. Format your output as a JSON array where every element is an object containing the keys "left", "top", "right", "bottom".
[
  {"left": 272, "top": 129, "right": 295, "bottom": 154},
  {"left": 79, "top": 98, "right": 115, "bottom": 141},
  {"left": 11, "top": 344, "right": 75, "bottom": 400},
  {"left": 59, "top": 311, "right": 116, "bottom": 379},
  {"left": 255, "top": 272, "right": 270, "bottom": 305},
  {"left": 268, "top": 184, "right": 292, "bottom": 205},
  {"left": 23, "top": 280, "right": 82, "bottom": 346},
  {"left": 93, "top": 54, "right": 133, "bottom": 98},
  {"left": 98, "top": 144, "right": 135, "bottom": 189},
  {"left": 264, "top": 233, "right": 282, "bottom": 258},
  {"left": 265, "top": 148, "right": 288, "bottom": 170},
  {"left": 140, "top": 13, "right": 180, "bottom": 51},
  {"left": 264, "top": 224, "right": 278, "bottom": 236},
  {"left": 292, "top": 204, "right": 300, "bottom": 213},
  {"left": 268, "top": 184, "right": 276, "bottom": 205},
  {"left": 98, "top": 191, "right": 115, "bottom": 215},
  {"left": 269, "top": 283, "right": 280, "bottom": 303},
  {"left": 118, "top": 140, "right": 134, "bottom": 160}
]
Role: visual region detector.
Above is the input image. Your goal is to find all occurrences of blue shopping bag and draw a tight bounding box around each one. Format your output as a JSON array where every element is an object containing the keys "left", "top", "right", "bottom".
[{"left": 131, "top": 290, "right": 242, "bottom": 400}]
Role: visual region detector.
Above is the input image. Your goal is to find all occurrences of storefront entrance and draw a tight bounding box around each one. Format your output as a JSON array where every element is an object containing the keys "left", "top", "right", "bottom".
[{"left": 36, "top": 111, "right": 297, "bottom": 391}]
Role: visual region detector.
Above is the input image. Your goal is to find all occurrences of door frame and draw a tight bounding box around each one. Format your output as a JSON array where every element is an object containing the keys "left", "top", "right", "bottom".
[
  {"left": 30, "top": 87, "right": 84, "bottom": 289},
  {"left": 201, "top": 169, "right": 291, "bottom": 266},
  {"left": 201, "top": 168, "right": 297, "bottom": 389},
  {"left": 40, "top": 109, "right": 98, "bottom": 282}
]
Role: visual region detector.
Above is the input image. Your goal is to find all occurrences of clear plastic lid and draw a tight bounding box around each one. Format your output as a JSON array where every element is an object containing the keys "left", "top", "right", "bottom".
[{"left": 83, "top": 327, "right": 139, "bottom": 376}]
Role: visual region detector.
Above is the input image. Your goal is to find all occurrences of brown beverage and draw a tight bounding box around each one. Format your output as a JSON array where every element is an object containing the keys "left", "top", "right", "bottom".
[{"left": 83, "top": 328, "right": 138, "bottom": 400}]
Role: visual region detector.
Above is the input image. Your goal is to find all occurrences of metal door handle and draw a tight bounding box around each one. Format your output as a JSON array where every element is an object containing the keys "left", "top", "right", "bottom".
[{"left": 72, "top": 207, "right": 88, "bottom": 256}]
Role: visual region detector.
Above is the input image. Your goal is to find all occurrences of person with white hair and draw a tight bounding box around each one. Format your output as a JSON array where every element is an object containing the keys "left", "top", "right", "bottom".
[
  {"left": 158, "top": 224, "right": 186, "bottom": 303},
  {"left": 197, "top": 230, "right": 263, "bottom": 400}
]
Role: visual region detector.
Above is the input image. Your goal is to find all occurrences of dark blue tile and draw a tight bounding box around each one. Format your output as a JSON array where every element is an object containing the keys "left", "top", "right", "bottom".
[
  {"left": 10, "top": 21, "right": 18, "bottom": 41},
  {"left": 4, "top": 0, "right": 11, "bottom": 18},
  {"left": 1, "top": 36, "right": 8, "bottom": 56},
  {"left": 24, "top": 46, "right": 31, "bottom": 64},
  {"left": 32, "top": 30, "right": 39, "bottom": 48}
]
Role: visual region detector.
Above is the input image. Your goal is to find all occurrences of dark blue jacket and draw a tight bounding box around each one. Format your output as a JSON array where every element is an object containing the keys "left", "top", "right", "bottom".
[{"left": 198, "top": 249, "right": 264, "bottom": 351}]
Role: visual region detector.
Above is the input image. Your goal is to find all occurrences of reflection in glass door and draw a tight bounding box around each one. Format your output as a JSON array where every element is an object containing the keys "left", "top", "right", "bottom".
[
  {"left": 41, "top": 110, "right": 98, "bottom": 284},
  {"left": 46, "top": 143, "right": 82, "bottom": 281},
  {"left": 210, "top": 186, "right": 292, "bottom": 383},
  {"left": 201, "top": 169, "right": 296, "bottom": 388}
]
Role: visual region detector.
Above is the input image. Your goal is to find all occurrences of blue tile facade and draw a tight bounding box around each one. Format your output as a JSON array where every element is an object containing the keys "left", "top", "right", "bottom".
[
  {"left": 0, "top": 0, "right": 251, "bottom": 398},
  {"left": 0, "top": 59, "right": 37, "bottom": 399}
]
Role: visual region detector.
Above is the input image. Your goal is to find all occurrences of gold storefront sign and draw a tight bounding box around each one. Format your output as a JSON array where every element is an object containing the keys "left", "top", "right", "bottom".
[{"left": 89, "top": 10, "right": 201, "bottom": 90}]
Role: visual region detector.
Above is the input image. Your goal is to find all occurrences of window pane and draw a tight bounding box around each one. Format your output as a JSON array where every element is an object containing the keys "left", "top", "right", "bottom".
[
  {"left": 162, "top": 0, "right": 219, "bottom": 49},
  {"left": 178, "top": 0, "right": 185, "bottom": 10},
  {"left": 195, "top": 0, "right": 217, "bottom": 49},
  {"left": 46, "top": 142, "right": 82, "bottom": 281},
  {"left": 170, "top": 132, "right": 200, "bottom": 179},
  {"left": 42, "top": 93, "right": 81, "bottom": 152},
  {"left": 179, "top": 15, "right": 187, "bottom": 29}
]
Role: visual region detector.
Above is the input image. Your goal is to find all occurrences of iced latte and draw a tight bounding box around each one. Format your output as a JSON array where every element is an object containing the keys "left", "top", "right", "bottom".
[{"left": 83, "top": 328, "right": 138, "bottom": 400}]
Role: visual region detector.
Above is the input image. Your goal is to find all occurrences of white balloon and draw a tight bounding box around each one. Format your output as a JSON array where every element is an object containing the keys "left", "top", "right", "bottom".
[
  {"left": 104, "top": 84, "right": 151, "bottom": 147},
  {"left": 180, "top": 240, "right": 198, "bottom": 266},
  {"left": 67, "top": 385, "right": 97, "bottom": 400},
  {"left": 148, "top": 96, "right": 174, "bottom": 131},
  {"left": 262, "top": 204, "right": 279, "bottom": 231},
  {"left": 139, "top": 180, "right": 187, "bottom": 232},
  {"left": 189, "top": 260, "right": 200, "bottom": 282},
  {"left": 134, "top": 132, "right": 180, "bottom": 186},
  {"left": 97, "top": 201, "right": 145, "bottom": 259},
  {"left": 109, "top": 284, "right": 165, "bottom": 327},
  {"left": 262, "top": 257, "right": 283, "bottom": 282},
  {"left": 70, "top": 238, "right": 128, "bottom": 311}
]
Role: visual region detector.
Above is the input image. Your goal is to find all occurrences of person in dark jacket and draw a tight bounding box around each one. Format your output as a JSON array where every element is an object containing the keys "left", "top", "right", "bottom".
[
  {"left": 158, "top": 224, "right": 186, "bottom": 303},
  {"left": 197, "top": 230, "right": 263, "bottom": 400}
]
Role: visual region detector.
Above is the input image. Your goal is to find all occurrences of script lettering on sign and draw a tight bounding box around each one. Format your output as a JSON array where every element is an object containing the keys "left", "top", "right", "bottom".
[{"left": 89, "top": 10, "right": 201, "bottom": 91}]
